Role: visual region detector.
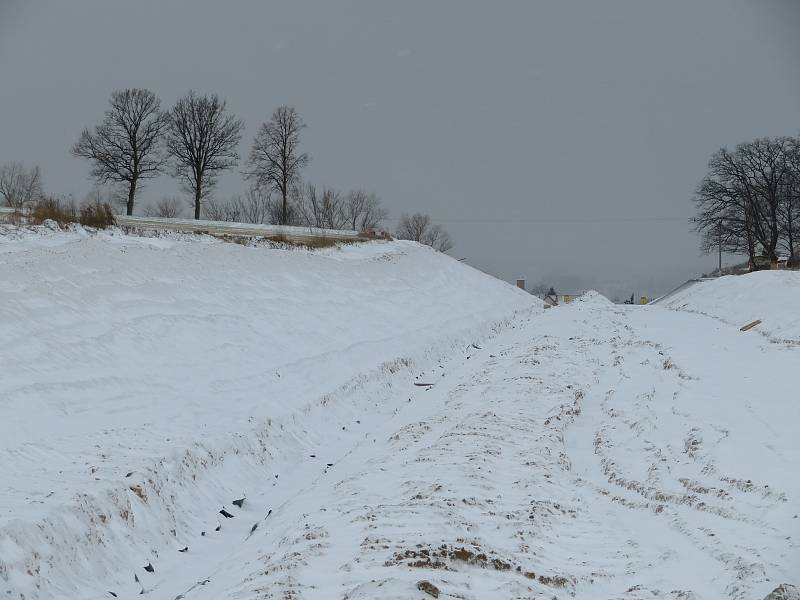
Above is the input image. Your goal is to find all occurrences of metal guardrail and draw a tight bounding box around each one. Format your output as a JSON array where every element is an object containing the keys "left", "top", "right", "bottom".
[
  {"left": 114, "top": 215, "right": 368, "bottom": 242},
  {"left": 649, "top": 278, "right": 715, "bottom": 305},
  {"left": 1, "top": 207, "right": 372, "bottom": 243}
]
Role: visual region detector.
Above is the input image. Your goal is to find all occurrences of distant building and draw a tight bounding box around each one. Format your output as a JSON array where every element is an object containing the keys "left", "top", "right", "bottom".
[
  {"left": 560, "top": 292, "right": 585, "bottom": 304},
  {"left": 750, "top": 256, "right": 772, "bottom": 271},
  {"left": 749, "top": 255, "right": 791, "bottom": 270},
  {"left": 543, "top": 291, "right": 585, "bottom": 307}
]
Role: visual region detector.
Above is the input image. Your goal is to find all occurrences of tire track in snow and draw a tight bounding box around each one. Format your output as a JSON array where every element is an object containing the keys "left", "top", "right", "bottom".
[{"left": 566, "top": 306, "right": 794, "bottom": 599}]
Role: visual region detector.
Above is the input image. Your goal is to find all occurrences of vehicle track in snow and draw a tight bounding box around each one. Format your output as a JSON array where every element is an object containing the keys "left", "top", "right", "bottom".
[
  {"left": 565, "top": 303, "right": 797, "bottom": 599},
  {"left": 3, "top": 272, "right": 796, "bottom": 598},
  {"left": 115, "top": 299, "right": 797, "bottom": 599}
]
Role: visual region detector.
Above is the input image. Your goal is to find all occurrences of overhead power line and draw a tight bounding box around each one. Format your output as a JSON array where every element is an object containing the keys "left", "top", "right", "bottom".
[{"left": 391, "top": 215, "right": 687, "bottom": 224}]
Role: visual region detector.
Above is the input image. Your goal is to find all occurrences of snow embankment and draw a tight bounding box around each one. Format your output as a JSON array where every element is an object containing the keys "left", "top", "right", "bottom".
[
  {"left": 0, "top": 226, "right": 534, "bottom": 599},
  {"left": 570, "top": 290, "right": 612, "bottom": 306},
  {"left": 658, "top": 270, "right": 800, "bottom": 343}
]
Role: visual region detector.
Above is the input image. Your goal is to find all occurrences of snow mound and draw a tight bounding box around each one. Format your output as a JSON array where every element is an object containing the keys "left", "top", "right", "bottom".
[
  {"left": 0, "top": 228, "right": 534, "bottom": 599},
  {"left": 657, "top": 270, "right": 800, "bottom": 342},
  {"left": 571, "top": 290, "right": 612, "bottom": 306}
]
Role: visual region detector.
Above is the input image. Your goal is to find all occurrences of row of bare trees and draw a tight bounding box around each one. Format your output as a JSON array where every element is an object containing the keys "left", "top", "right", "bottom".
[
  {"left": 71, "top": 88, "right": 245, "bottom": 220},
  {"left": 693, "top": 136, "right": 800, "bottom": 266},
  {"left": 297, "top": 186, "right": 387, "bottom": 231},
  {"left": 71, "top": 88, "right": 316, "bottom": 224},
  {"left": 203, "top": 184, "right": 388, "bottom": 232},
  {"left": 69, "top": 88, "right": 385, "bottom": 230},
  {"left": 3, "top": 87, "right": 454, "bottom": 252}
]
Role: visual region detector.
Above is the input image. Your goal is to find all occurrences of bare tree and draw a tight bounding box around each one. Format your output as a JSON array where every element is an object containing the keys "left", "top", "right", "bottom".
[
  {"left": 397, "top": 212, "right": 429, "bottom": 241},
  {"left": 692, "top": 137, "right": 795, "bottom": 266},
  {"left": 296, "top": 183, "right": 319, "bottom": 227},
  {"left": 778, "top": 139, "right": 800, "bottom": 261},
  {"left": 246, "top": 106, "right": 309, "bottom": 225},
  {"left": 166, "top": 91, "right": 244, "bottom": 220},
  {"left": 297, "top": 184, "right": 348, "bottom": 229},
  {"left": 266, "top": 194, "right": 301, "bottom": 225},
  {"left": 0, "top": 162, "right": 43, "bottom": 209},
  {"left": 738, "top": 137, "right": 793, "bottom": 261},
  {"left": 232, "top": 186, "right": 272, "bottom": 224},
  {"left": 72, "top": 89, "right": 168, "bottom": 216},
  {"left": 529, "top": 283, "right": 551, "bottom": 298},
  {"left": 396, "top": 212, "right": 454, "bottom": 252},
  {"left": 83, "top": 187, "right": 108, "bottom": 207},
  {"left": 693, "top": 155, "right": 757, "bottom": 266},
  {"left": 203, "top": 186, "right": 295, "bottom": 225},
  {"left": 202, "top": 196, "right": 235, "bottom": 222},
  {"left": 145, "top": 196, "right": 183, "bottom": 218},
  {"left": 345, "top": 189, "right": 388, "bottom": 231}
]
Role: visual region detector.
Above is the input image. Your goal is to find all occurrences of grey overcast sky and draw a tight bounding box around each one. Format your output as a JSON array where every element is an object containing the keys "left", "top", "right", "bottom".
[{"left": 1, "top": 1, "right": 799, "bottom": 298}]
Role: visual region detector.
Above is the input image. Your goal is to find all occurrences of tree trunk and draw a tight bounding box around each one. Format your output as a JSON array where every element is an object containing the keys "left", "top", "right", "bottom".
[
  {"left": 194, "top": 182, "right": 202, "bottom": 220},
  {"left": 127, "top": 179, "right": 136, "bottom": 216},
  {"left": 768, "top": 205, "right": 779, "bottom": 260}
]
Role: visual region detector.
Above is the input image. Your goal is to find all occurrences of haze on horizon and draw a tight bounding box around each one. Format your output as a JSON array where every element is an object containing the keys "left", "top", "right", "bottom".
[{"left": 1, "top": 0, "right": 799, "bottom": 298}]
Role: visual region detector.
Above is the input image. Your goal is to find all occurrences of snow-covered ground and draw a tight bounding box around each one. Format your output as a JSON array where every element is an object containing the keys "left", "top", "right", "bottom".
[
  {"left": 0, "top": 226, "right": 797, "bottom": 599},
  {"left": 657, "top": 270, "right": 800, "bottom": 344}
]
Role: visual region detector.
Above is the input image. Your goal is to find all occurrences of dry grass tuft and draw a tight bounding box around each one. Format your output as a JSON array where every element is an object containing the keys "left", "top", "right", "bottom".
[
  {"left": 30, "top": 197, "right": 77, "bottom": 225},
  {"left": 79, "top": 202, "right": 116, "bottom": 229},
  {"left": 359, "top": 229, "right": 393, "bottom": 241},
  {"left": 268, "top": 233, "right": 341, "bottom": 248},
  {"left": 209, "top": 232, "right": 346, "bottom": 249},
  {"left": 30, "top": 198, "right": 116, "bottom": 229}
]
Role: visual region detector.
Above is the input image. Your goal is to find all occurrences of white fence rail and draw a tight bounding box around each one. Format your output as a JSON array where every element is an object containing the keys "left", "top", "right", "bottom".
[
  {"left": 115, "top": 215, "right": 367, "bottom": 242},
  {"left": 649, "top": 278, "right": 715, "bottom": 305},
  {"left": 1, "top": 207, "right": 372, "bottom": 243}
]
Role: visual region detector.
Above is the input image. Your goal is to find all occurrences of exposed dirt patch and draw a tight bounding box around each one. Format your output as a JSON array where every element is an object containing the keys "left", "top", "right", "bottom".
[
  {"left": 417, "top": 580, "right": 440, "bottom": 597},
  {"left": 386, "top": 543, "right": 570, "bottom": 587},
  {"left": 128, "top": 484, "right": 146, "bottom": 502}
]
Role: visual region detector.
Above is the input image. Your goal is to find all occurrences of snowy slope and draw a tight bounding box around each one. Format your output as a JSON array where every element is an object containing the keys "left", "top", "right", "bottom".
[
  {"left": 1, "top": 226, "right": 797, "bottom": 600},
  {"left": 658, "top": 270, "right": 800, "bottom": 343},
  {"left": 0, "top": 225, "right": 533, "bottom": 599}
]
